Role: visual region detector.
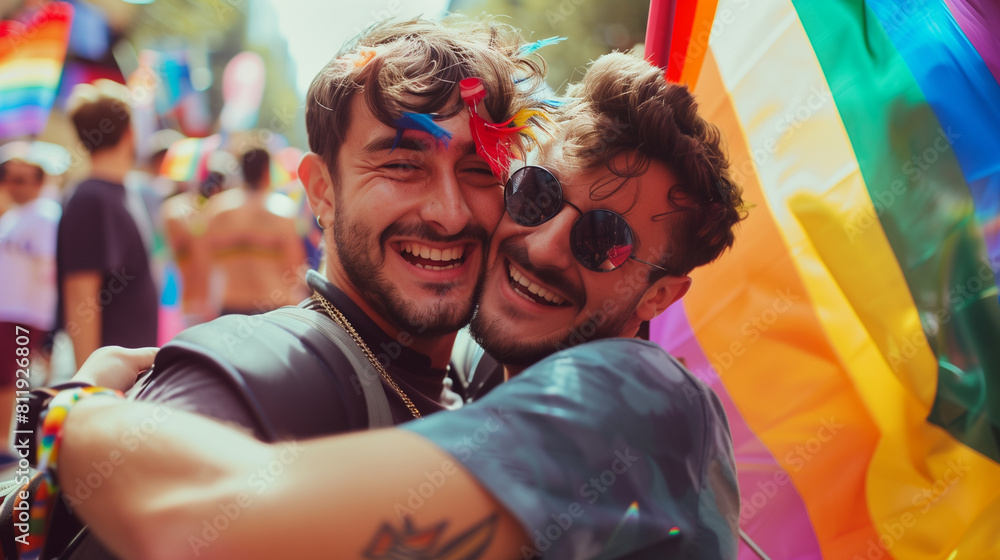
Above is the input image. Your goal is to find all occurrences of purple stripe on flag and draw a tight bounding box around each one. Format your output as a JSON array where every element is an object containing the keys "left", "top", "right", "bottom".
[
  {"left": 652, "top": 303, "right": 822, "bottom": 560},
  {"left": 944, "top": 0, "right": 1000, "bottom": 85}
]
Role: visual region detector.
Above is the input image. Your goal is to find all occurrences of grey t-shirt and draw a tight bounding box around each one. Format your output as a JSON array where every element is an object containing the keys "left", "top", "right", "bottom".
[{"left": 404, "top": 338, "right": 740, "bottom": 559}]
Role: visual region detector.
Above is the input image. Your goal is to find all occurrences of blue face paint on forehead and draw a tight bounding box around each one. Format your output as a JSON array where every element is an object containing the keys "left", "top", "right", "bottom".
[{"left": 391, "top": 113, "right": 453, "bottom": 152}]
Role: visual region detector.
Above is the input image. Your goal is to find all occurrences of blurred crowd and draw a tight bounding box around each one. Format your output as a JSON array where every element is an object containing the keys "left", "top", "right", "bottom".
[{"left": 0, "top": 80, "right": 318, "bottom": 447}]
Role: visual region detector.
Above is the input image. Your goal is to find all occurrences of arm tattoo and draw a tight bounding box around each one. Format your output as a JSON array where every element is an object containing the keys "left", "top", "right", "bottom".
[{"left": 363, "top": 514, "right": 499, "bottom": 560}]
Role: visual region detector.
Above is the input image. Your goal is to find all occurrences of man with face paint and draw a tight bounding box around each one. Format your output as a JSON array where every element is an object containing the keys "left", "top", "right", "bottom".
[
  {"left": 23, "top": 17, "right": 550, "bottom": 560},
  {"left": 37, "top": 52, "right": 746, "bottom": 560},
  {"left": 122, "top": 17, "right": 550, "bottom": 434}
]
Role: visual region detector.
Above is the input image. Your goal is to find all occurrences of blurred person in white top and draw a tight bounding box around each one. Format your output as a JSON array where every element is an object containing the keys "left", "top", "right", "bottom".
[{"left": 0, "top": 141, "right": 65, "bottom": 450}]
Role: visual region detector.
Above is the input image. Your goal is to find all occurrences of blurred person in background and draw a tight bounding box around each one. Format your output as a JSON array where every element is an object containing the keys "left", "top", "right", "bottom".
[
  {"left": 57, "top": 80, "right": 159, "bottom": 368},
  {"left": 0, "top": 178, "right": 11, "bottom": 218},
  {"left": 0, "top": 142, "right": 64, "bottom": 452},
  {"left": 139, "top": 128, "right": 185, "bottom": 200},
  {"left": 124, "top": 128, "right": 186, "bottom": 292},
  {"left": 202, "top": 147, "right": 306, "bottom": 315},
  {"left": 160, "top": 151, "right": 231, "bottom": 326}
]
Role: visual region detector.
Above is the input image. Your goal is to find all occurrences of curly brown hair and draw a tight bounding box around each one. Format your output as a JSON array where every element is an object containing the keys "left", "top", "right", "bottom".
[
  {"left": 558, "top": 52, "right": 745, "bottom": 277},
  {"left": 306, "top": 16, "right": 550, "bottom": 176}
]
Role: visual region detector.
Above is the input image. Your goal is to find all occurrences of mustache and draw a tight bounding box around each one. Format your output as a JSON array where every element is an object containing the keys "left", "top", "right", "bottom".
[
  {"left": 380, "top": 221, "right": 490, "bottom": 248},
  {"left": 498, "top": 237, "right": 585, "bottom": 304}
]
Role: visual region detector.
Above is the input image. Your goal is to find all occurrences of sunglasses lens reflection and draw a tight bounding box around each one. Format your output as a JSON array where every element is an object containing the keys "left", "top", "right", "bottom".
[
  {"left": 504, "top": 166, "right": 636, "bottom": 272},
  {"left": 505, "top": 167, "right": 562, "bottom": 226},
  {"left": 571, "top": 210, "right": 634, "bottom": 272}
]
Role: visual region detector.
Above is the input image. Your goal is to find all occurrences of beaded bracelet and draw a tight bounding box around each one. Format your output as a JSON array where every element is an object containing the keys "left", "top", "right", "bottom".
[
  {"left": 38, "top": 386, "right": 123, "bottom": 474},
  {"left": 20, "top": 386, "right": 123, "bottom": 559}
]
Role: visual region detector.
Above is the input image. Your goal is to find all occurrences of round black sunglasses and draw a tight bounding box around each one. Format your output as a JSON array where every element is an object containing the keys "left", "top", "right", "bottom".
[{"left": 503, "top": 165, "right": 675, "bottom": 274}]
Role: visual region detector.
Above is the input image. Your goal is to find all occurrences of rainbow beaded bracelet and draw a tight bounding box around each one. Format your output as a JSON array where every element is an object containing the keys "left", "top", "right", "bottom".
[
  {"left": 38, "top": 386, "right": 123, "bottom": 475},
  {"left": 20, "top": 386, "right": 123, "bottom": 559}
]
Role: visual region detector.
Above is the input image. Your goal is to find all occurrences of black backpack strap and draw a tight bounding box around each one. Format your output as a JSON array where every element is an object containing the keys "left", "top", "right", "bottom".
[
  {"left": 43, "top": 306, "right": 398, "bottom": 560},
  {"left": 268, "top": 307, "right": 394, "bottom": 429},
  {"left": 148, "top": 307, "right": 373, "bottom": 441}
]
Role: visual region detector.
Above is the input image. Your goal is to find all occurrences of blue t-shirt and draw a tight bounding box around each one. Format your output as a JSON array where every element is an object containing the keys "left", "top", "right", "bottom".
[{"left": 404, "top": 338, "right": 740, "bottom": 559}]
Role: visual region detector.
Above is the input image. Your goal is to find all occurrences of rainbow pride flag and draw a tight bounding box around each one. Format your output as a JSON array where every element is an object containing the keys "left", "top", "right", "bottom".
[
  {"left": 159, "top": 134, "right": 221, "bottom": 183},
  {"left": 647, "top": 1, "right": 1000, "bottom": 558},
  {"left": 0, "top": 3, "right": 73, "bottom": 140}
]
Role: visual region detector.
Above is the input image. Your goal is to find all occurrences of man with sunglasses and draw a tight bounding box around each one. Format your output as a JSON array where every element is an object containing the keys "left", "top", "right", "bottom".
[{"left": 41, "top": 51, "right": 745, "bottom": 559}]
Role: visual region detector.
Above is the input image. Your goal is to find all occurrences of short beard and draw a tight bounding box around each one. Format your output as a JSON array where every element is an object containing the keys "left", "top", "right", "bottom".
[
  {"left": 469, "top": 291, "right": 642, "bottom": 370},
  {"left": 332, "top": 202, "right": 487, "bottom": 337}
]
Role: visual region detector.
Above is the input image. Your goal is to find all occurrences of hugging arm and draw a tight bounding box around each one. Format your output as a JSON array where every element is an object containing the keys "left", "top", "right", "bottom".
[
  {"left": 57, "top": 339, "right": 738, "bottom": 559},
  {"left": 59, "top": 397, "right": 528, "bottom": 560}
]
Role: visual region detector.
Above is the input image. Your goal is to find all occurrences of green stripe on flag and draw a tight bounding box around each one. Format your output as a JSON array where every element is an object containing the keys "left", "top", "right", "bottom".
[{"left": 791, "top": 0, "right": 1000, "bottom": 461}]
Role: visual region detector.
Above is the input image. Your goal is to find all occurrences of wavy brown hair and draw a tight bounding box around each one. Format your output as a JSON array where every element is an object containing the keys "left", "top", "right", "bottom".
[
  {"left": 306, "top": 16, "right": 550, "bottom": 175},
  {"left": 558, "top": 52, "right": 745, "bottom": 277}
]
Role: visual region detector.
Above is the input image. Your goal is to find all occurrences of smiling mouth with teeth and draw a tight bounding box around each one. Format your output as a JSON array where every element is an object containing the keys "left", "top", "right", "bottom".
[
  {"left": 399, "top": 242, "right": 467, "bottom": 270},
  {"left": 508, "top": 264, "right": 568, "bottom": 306}
]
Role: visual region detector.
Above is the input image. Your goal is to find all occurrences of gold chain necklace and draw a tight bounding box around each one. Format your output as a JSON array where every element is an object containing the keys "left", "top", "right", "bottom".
[{"left": 311, "top": 291, "right": 422, "bottom": 419}]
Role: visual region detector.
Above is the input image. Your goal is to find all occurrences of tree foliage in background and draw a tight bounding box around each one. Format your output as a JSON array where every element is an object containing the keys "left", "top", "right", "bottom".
[
  {"left": 128, "top": 0, "right": 303, "bottom": 147},
  {"left": 128, "top": 0, "right": 244, "bottom": 51},
  {"left": 450, "top": 0, "right": 651, "bottom": 94}
]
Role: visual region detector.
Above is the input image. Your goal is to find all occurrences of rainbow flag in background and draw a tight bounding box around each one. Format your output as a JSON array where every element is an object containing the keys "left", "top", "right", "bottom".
[
  {"left": 159, "top": 134, "right": 221, "bottom": 183},
  {"left": 646, "top": 1, "right": 1000, "bottom": 558},
  {"left": 0, "top": 2, "right": 73, "bottom": 140}
]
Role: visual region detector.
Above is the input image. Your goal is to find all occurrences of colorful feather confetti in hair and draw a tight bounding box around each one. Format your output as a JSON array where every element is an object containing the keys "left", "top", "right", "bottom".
[
  {"left": 460, "top": 77, "right": 538, "bottom": 180},
  {"left": 519, "top": 36, "right": 566, "bottom": 55}
]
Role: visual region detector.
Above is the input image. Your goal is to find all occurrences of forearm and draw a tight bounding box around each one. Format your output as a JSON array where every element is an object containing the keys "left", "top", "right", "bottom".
[
  {"left": 59, "top": 400, "right": 526, "bottom": 560},
  {"left": 69, "top": 317, "right": 100, "bottom": 368},
  {"left": 64, "top": 279, "right": 101, "bottom": 366},
  {"left": 239, "top": 430, "right": 526, "bottom": 559},
  {"left": 59, "top": 398, "right": 270, "bottom": 560}
]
